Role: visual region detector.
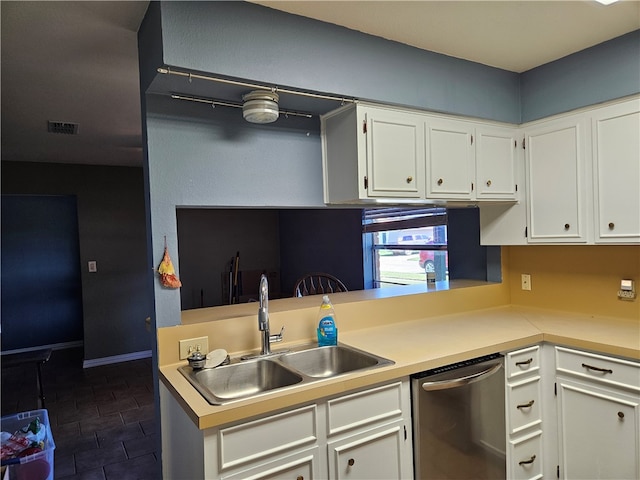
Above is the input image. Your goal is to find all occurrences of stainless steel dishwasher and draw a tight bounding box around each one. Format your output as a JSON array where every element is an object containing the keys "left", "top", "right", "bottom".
[{"left": 411, "top": 353, "right": 506, "bottom": 479}]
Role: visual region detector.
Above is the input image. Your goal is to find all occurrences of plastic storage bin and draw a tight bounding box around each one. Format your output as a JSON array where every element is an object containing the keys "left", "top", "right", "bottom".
[{"left": 1, "top": 409, "right": 54, "bottom": 480}]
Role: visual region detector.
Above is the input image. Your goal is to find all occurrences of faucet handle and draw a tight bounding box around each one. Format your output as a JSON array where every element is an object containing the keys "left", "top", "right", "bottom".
[{"left": 269, "top": 325, "right": 285, "bottom": 344}]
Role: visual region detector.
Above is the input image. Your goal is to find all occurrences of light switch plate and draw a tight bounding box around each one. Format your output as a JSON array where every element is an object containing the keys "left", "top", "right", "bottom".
[{"left": 179, "top": 337, "right": 209, "bottom": 360}]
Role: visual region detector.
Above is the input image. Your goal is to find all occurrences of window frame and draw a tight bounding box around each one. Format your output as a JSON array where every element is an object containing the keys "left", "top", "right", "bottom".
[{"left": 363, "top": 207, "right": 449, "bottom": 288}]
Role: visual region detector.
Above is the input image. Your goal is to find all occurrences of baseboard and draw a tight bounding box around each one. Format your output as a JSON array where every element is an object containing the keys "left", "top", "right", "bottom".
[
  {"left": 1, "top": 340, "right": 83, "bottom": 356},
  {"left": 83, "top": 350, "right": 152, "bottom": 368}
]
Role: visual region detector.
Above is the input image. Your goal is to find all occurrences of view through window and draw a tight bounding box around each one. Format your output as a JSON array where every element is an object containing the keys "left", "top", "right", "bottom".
[{"left": 363, "top": 208, "right": 448, "bottom": 287}]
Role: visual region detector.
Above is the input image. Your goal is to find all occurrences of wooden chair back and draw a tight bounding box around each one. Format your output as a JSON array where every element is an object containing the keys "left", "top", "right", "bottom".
[{"left": 293, "top": 272, "right": 348, "bottom": 297}]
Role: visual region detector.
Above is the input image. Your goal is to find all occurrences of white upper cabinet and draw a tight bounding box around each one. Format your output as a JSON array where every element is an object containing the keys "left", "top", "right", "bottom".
[
  {"left": 524, "top": 114, "right": 589, "bottom": 243},
  {"left": 322, "top": 103, "right": 425, "bottom": 203},
  {"left": 365, "top": 107, "right": 426, "bottom": 199},
  {"left": 591, "top": 98, "right": 640, "bottom": 244},
  {"left": 425, "top": 118, "right": 475, "bottom": 200},
  {"left": 481, "top": 95, "right": 640, "bottom": 246},
  {"left": 322, "top": 102, "right": 518, "bottom": 205},
  {"left": 475, "top": 126, "right": 519, "bottom": 200}
]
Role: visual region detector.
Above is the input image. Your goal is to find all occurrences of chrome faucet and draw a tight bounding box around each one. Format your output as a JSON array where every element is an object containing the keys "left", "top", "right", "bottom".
[{"left": 258, "top": 274, "right": 284, "bottom": 356}]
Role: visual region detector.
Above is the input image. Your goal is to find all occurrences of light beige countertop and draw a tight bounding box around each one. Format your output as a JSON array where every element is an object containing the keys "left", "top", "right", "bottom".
[{"left": 159, "top": 305, "right": 639, "bottom": 430}]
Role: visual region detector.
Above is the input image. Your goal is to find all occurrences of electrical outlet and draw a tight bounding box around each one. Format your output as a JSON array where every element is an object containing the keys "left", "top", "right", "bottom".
[
  {"left": 521, "top": 274, "right": 531, "bottom": 291},
  {"left": 179, "top": 337, "right": 209, "bottom": 360},
  {"left": 618, "top": 290, "right": 636, "bottom": 300}
]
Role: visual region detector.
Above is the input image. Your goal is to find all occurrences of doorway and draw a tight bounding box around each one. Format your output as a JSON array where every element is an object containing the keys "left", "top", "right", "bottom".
[{"left": 1, "top": 195, "right": 83, "bottom": 351}]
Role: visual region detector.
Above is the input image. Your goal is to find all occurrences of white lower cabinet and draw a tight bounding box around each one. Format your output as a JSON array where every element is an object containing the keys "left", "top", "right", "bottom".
[
  {"left": 508, "top": 429, "right": 544, "bottom": 480},
  {"left": 325, "top": 381, "right": 412, "bottom": 479},
  {"left": 328, "top": 422, "right": 407, "bottom": 480},
  {"left": 505, "top": 345, "right": 546, "bottom": 480},
  {"left": 160, "top": 379, "right": 413, "bottom": 479},
  {"left": 554, "top": 347, "right": 640, "bottom": 480}
]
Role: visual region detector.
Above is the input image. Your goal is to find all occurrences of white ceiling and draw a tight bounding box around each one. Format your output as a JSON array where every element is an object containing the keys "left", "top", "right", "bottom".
[{"left": 2, "top": 1, "right": 638, "bottom": 167}]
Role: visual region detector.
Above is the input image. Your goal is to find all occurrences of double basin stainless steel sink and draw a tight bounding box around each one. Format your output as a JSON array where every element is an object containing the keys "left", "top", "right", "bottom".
[{"left": 178, "top": 344, "right": 394, "bottom": 405}]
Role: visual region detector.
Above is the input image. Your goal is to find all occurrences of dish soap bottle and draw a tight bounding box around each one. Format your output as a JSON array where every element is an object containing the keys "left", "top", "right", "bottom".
[{"left": 317, "top": 295, "right": 338, "bottom": 346}]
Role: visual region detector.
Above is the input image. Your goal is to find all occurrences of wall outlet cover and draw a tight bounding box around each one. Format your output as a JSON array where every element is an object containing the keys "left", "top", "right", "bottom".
[{"left": 179, "top": 337, "right": 209, "bottom": 360}]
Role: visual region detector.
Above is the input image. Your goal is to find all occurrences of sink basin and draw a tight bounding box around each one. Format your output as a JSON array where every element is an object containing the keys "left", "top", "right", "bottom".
[
  {"left": 179, "top": 358, "right": 303, "bottom": 405},
  {"left": 279, "top": 344, "right": 393, "bottom": 378},
  {"left": 179, "top": 343, "right": 394, "bottom": 405}
]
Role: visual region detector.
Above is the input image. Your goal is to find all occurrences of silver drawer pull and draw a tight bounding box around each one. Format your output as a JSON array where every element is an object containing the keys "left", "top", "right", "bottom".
[
  {"left": 519, "top": 455, "right": 536, "bottom": 466},
  {"left": 582, "top": 363, "right": 613, "bottom": 374},
  {"left": 515, "top": 358, "right": 533, "bottom": 367},
  {"left": 517, "top": 400, "right": 535, "bottom": 410}
]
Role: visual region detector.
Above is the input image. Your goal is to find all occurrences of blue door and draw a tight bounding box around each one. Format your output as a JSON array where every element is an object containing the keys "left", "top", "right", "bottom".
[{"left": 1, "top": 195, "right": 83, "bottom": 351}]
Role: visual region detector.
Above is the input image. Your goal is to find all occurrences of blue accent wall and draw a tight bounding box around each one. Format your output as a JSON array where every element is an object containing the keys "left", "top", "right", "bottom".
[
  {"left": 157, "top": 1, "right": 521, "bottom": 123},
  {"left": 521, "top": 30, "right": 640, "bottom": 122}
]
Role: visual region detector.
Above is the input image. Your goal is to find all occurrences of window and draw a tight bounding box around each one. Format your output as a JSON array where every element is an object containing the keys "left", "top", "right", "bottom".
[{"left": 363, "top": 208, "right": 448, "bottom": 287}]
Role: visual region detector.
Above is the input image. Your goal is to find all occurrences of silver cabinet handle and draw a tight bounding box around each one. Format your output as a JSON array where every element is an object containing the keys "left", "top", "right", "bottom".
[{"left": 421, "top": 361, "right": 502, "bottom": 391}]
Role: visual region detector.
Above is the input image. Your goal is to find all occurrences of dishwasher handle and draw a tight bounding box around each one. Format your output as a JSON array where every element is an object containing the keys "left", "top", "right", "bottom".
[{"left": 421, "top": 360, "right": 502, "bottom": 391}]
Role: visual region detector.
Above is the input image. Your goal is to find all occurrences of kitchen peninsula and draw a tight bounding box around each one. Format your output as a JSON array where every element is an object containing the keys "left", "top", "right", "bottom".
[{"left": 158, "top": 282, "right": 639, "bottom": 479}]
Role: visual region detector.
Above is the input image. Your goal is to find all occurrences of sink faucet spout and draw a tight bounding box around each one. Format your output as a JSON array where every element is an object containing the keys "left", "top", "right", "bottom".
[
  {"left": 256, "top": 274, "right": 284, "bottom": 356},
  {"left": 258, "top": 274, "right": 271, "bottom": 355}
]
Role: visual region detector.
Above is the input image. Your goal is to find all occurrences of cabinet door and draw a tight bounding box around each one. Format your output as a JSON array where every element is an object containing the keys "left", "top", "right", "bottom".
[
  {"left": 557, "top": 378, "right": 640, "bottom": 480},
  {"left": 426, "top": 119, "right": 475, "bottom": 199},
  {"left": 328, "top": 422, "right": 409, "bottom": 480},
  {"left": 525, "top": 116, "right": 588, "bottom": 243},
  {"left": 475, "top": 125, "right": 519, "bottom": 200},
  {"left": 364, "top": 107, "right": 425, "bottom": 199},
  {"left": 592, "top": 99, "right": 640, "bottom": 243}
]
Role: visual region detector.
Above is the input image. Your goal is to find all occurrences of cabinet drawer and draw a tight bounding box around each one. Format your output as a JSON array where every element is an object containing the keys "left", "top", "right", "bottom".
[
  {"left": 219, "top": 405, "right": 318, "bottom": 471},
  {"left": 221, "top": 446, "right": 319, "bottom": 480},
  {"left": 555, "top": 346, "right": 640, "bottom": 392},
  {"left": 508, "top": 430, "right": 543, "bottom": 480},
  {"left": 507, "top": 375, "right": 542, "bottom": 435},
  {"left": 506, "top": 346, "right": 540, "bottom": 380},
  {"left": 327, "top": 382, "right": 403, "bottom": 436}
]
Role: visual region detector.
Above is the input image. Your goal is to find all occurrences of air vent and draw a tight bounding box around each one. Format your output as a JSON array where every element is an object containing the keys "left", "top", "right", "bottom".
[{"left": 48, "top": 121, "right": 79, "bottom": 135}]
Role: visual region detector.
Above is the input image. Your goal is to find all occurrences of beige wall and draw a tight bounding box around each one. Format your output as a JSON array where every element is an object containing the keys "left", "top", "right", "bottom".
[
  {"left": 160, "top": 245, "right": 639, "bottom": 365},
  {"left": 505, "top": 245, "right": 640, "bottom": 320}
]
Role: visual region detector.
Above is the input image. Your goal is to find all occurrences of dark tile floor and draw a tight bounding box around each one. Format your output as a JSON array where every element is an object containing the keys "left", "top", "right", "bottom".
[{"left": 2, "top": 347, "right": 160, "bottom": 479}]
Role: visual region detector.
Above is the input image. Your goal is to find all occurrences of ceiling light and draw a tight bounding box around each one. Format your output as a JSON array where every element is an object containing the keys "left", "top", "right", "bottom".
[
  {"left": 242, "top": 90, "right": 279, "bottom": 124},
  {"left": 594, "top": 0, "right": 619, "bottom": 5}
]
